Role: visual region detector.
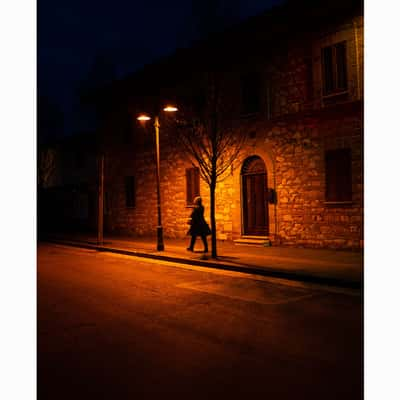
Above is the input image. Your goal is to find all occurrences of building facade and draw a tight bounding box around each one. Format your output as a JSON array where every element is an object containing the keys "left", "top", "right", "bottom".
[
  {"left": 38, "top": 132, "right": 98, "bottom": 234},
  {"left": 99, "top": 0, "right": 363, "bottom": 249}
]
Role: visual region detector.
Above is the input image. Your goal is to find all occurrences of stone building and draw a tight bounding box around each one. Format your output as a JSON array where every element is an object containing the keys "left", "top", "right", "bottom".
[
  {"left": 98, "top": 0, "right": 363, "bottom": 249},
  {"left": 38, "top": 132, "right": 98, "bottom": 234}
]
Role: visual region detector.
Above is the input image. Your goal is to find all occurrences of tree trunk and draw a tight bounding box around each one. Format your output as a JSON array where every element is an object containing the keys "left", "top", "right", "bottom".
[{"left": 210, "top": 177, "right": 217, "bottom": 259}]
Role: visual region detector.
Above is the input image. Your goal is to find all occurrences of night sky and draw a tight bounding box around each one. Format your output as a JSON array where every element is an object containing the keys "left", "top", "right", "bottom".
[{"left": 38, "top": 0, "right": 284, "bottom": 136}]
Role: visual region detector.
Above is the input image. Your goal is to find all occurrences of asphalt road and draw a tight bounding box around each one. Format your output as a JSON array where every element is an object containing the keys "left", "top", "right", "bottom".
[{"left": 38, "top": 243, "right": 362, "bottom": 399}]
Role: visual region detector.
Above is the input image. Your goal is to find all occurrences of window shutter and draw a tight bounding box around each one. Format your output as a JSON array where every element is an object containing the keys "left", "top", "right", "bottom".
[
  {"left": 325, "top": 148, "right": 352, "bottom": 202},
  {"left": 321, "top": 41, "right": 348, "bottom": 96},
  {"left": 193, "top": 168, "right": 200, "bottom": 200},
  {"left": 186, "top": 169, "right": 193, "bottom": 204},
  {"left": 322, "top": 46, "right": 334, "bottom": 95},
  {"left": 325, "top": 151, "right": 337, "bottom": 201},
  {"left": 186, "top": 167, "right": 200, "bottom": 205},
  {"left": 335, "top": 42, "right": 347, "bottom": 91}
]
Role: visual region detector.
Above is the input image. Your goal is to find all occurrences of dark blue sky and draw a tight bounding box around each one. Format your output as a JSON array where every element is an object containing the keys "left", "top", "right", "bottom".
[{"left": 38, "top": 0, "right": 284, "bottom": 134}]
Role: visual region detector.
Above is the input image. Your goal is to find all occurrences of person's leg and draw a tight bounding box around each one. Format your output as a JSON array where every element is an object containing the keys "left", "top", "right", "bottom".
[
  {"left": 201, "top": 235, "right": 208, "bottom": 252},
  {"left": 187, "top": 235, "right": 196, "bottom": 251}
]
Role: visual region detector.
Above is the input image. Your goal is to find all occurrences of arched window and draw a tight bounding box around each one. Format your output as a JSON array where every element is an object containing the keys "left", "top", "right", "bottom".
[{"left": 241, "top": 155, "right": 266, "bottom": 175}]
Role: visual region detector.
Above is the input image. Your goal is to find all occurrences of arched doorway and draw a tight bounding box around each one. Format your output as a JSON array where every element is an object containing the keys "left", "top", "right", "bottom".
[{"left": 241, "top": 156, "right": 269, "bottom": 236}]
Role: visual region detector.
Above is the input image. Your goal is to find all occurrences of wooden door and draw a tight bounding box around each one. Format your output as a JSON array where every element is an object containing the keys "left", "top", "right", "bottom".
[{"left": 242, "top": 157, "right": 269, "bottom": 236}]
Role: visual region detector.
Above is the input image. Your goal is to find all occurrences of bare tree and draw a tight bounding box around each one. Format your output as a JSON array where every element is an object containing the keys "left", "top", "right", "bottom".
[{"left": 175, "top": 72, "right": 246, "bottom": 258}]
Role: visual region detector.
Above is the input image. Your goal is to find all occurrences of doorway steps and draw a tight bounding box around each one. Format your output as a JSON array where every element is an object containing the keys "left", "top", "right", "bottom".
[{"left": 233, "top": 236, "right": 272, "bottom": 247}]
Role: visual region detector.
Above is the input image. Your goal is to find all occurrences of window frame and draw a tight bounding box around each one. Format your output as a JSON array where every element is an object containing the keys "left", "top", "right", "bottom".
[
  {"left": 185, "top": 167, "right": 200, "bottom": 207},
  {"left": 324, "top": 148, "right": 352, "bottom": 204},
  {"left": 321, "top": 41, "right": 348, "bottom": 98}
]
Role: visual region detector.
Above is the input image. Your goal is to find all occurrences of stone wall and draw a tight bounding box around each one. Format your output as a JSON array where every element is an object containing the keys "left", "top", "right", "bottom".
[
  {"left": 104, "top": 104, "right": 362, "bottom": 249},
  {"left": 102, "top": 14, "right": 363, "bottom": 249},
  {"left": 268, "top": 112, "right": 362, "bottom": 248}
]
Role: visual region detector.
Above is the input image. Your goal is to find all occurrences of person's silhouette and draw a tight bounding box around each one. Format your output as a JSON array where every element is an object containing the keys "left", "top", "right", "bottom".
[{"left": 186, "top": 196, "right": 211, "bottom": 253}]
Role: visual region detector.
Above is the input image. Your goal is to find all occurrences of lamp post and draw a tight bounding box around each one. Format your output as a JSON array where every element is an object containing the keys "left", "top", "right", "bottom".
[
  {"left": 137, "top": 105, "right": 178, "bottom": 251},
  {"left": 97, "top": 153, "right": 104, "bottom": 246}
]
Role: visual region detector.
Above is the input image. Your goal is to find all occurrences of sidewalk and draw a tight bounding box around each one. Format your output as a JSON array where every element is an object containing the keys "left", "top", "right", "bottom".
[{"left": 43, "top": 233, "right": 363, "bottom": 289}]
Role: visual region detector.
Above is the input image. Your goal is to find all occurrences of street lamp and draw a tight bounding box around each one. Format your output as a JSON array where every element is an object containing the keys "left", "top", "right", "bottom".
[{"left": 137, "top": 105, "right": 178, "bottom": 251}]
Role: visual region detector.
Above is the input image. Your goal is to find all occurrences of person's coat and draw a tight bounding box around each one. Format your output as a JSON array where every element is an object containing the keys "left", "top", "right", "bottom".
[{"left": 187, "top": 204, "right": 211, "bottom": 236}]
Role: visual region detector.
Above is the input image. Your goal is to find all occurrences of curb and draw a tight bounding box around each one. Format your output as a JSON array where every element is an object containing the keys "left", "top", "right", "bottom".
[{"left": 44, "top": 239, "right": 362, "bottom": 290}]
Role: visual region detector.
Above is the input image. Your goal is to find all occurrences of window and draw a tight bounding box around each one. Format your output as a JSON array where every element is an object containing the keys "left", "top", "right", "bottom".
[
  {"left": 321, "top": 41, "right": 348, "bottom": 96},
  {"left": 325, "top": 148, "right": 352, "bottom": 202},
  {"left": 125, "top": 176, "right": 135, "bottom": 208},
  {"left": 240, "top": 72, "right": 261, "bottom": 115},
  {"left": 186, "top": 167, "right": 200, "bottom": 206}
]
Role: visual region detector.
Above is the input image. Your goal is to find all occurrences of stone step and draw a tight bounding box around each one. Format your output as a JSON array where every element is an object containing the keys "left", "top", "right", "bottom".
[{"left": 234, "top": 236, "right": 272, "bottom": 247}]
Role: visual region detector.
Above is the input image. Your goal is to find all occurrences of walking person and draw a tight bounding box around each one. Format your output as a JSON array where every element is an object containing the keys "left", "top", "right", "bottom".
[{"left": 187, "top": 196, "right": 211, "bottom": 253}]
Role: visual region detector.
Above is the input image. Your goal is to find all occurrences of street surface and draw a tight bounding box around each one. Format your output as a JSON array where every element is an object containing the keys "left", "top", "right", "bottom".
[{"left": 38, "top": 243, "right": 362, "bottom": 399}]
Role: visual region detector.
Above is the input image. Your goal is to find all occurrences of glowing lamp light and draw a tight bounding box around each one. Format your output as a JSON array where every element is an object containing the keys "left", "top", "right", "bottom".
[
  {"left": 163, "top": 105, "right": 178, "bottom": 112},
  {"left": 134, "top": 103, "right": 178, "bottom": 251},
  {"left": 137, "top": 114, "right": 151, "bottom": 121}
]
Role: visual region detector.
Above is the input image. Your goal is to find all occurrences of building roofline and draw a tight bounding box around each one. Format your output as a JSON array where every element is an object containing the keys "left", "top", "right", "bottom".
[{"left": 88, "top": 0, "right": 363, "bottom": 106}]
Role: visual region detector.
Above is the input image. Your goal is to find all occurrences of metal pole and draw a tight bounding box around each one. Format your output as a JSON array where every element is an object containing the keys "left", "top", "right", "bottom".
[
  {"left": 97, "top": 153, "right": 104, "bottom": 246},
  {"left": 154, "top": 116, "right": 164, "bottom": 251}
]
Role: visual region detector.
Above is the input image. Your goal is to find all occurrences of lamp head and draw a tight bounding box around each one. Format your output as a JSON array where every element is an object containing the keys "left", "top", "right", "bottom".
[
  {"left": 137, "top": 114, "right": 151, "bottom": 121},
  {"left": 163, "top": 105, "right": 178, "bottom": 113}
]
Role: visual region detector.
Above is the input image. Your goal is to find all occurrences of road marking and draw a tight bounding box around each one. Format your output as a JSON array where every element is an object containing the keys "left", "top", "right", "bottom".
[
  {"left": 176, "top": 279, "right": 319, "bottom": 305},
  {"left": 112, "top": 253, "right": 360, "bottom": 297}
]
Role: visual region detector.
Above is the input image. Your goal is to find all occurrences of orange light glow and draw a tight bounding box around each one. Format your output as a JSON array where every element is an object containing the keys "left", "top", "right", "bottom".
[
  {"left": 137, "top": 114, "right": 151, "bottom": 121},
  {"left": 163, "top": 106, "right": 178, "bottom": 112}
]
